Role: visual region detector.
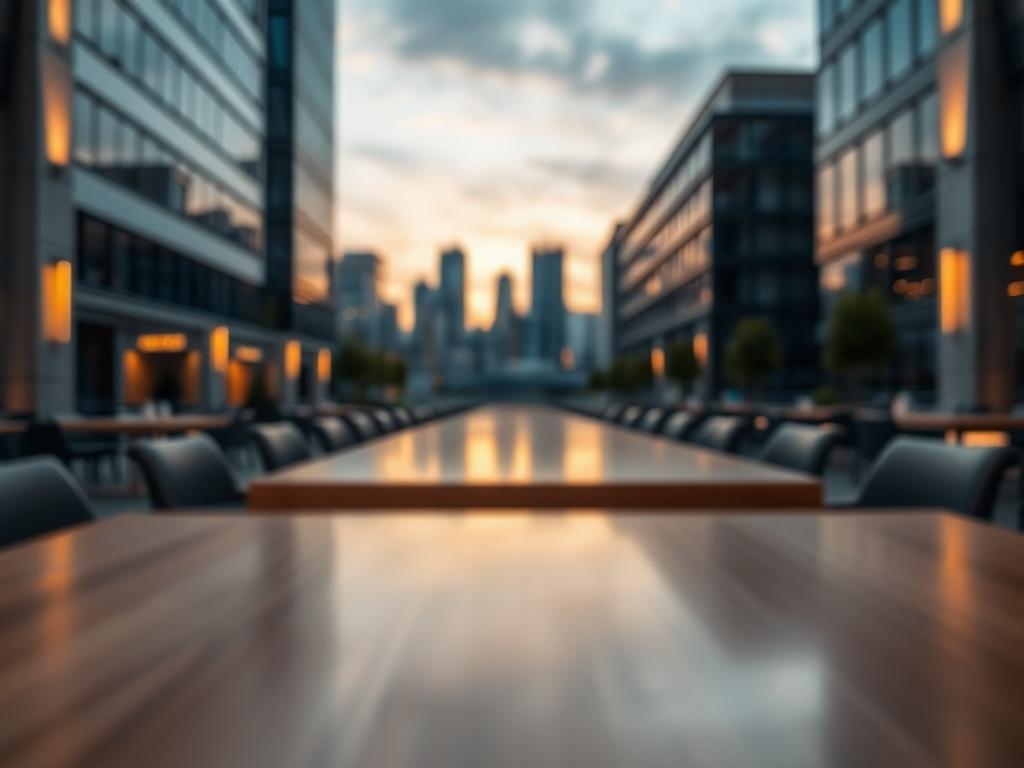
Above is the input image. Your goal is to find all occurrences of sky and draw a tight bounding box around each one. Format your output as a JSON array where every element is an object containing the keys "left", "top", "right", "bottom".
[{"left": 334, "top": 0, "right": 816, "bottom": 331}]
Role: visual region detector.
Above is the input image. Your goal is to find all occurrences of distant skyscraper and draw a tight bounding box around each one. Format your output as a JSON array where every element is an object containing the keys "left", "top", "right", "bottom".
[
  {"left": 337, "top": 252, "right": 381, "bottom": 344},
  {"left": 489, "top": 272, "right": 518, "bottom": 368},
  {"left": 598, "top": 225, "right": 624, "bottom": 369},
  {"left": 530, "top": 247, "right": 566, "bottom": 364},
  {"left": 439, "top": 247, "right": 466, "bottom": 345},
  {"left": 412, "top": 280, "right": 439, "bottom": 371}
]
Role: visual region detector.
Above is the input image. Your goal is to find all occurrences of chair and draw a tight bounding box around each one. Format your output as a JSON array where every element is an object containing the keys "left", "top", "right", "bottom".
[
  {"left": 369, "top": 408, "right": 398, "bottom": 433},
  {"left": 602, "top": 403, "right": 625, "bottom": 422},
  {"left": 660, "top": 411, "right": 702, "bottom": 441},
  {"left": 18, "top": 420, "right": 119, "bottom": 483},
  {"left": 618, "top": 406, "right": 645, "bottom": 428},
  {"left": 0, "top": 457, "right": 95, "bottom": 548},
  {"left": 390, "top": 407, "right": 414, "bottom": 428},
  {"left": 759, "top": 423, "right": 843, "bottom": 476},
  {"left": 853, "top": 411, "right": 897, "bottom": 466},
  {"left": 411, "top": 405, "right": 435, "bottom": 423},
  {"left": 248, "top": 423, "right": 312, "bottom": 472},
  {"left": 310, "top": 417, "right": 357, "bottom": 452},
  {"left": 690, "top": 415, "right": 748, "bottom": 454},
  {"left": 206, "top": 410, "right": 253, "bottom": 468},
  {"left": 850, "top": 437, "right": 1017, "bottom": 520},
  {"left": 638, "top": 408, "right": 668, "bottom": 434},
  {"left": 342, "top": 410, "right": 381, "bottom": 441},
  {"left": 128, "top": 434, "right": 244, "bottom": 509}
]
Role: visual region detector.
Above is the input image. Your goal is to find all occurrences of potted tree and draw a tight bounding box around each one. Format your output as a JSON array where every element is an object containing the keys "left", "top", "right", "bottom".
[
  {"left": 724, "top": 317, "right": 783, "bottom": 401},
  {"left": 824, "top": 289, "right": 894, "bottom": 402},
  {"left": 666, "top": 340, "right": 702, "bottom": 401}
]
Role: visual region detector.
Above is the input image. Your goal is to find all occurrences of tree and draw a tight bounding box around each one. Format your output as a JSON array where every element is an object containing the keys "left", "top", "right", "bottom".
[
  {"left": 666, "top": 340, "right": 702, "bottom": 395},
  {"left": 588, "top": 369, "right": 609, "bottom": 391},
  {"left": 724, "top": 317, "right": 783, "bottom": 397},
  {"left": 336, "top": 339, "right": 372, "bottom": 399},
  {"left": 824, "top": 289, "right": 895, "bottom": 400}
]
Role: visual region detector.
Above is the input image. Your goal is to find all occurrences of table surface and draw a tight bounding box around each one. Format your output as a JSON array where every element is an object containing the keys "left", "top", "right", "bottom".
[
  {"left": 248, "top": 404, "right": 821, "bottom": 510},
  {"left": 893, "top": 411, "right": 1024, "bottom": 432},
  {"left": 1, "top": 510, "right": 1022, "bottom": 767},
  {"left": 0, "top": 414, "right": 232, "bottom": 436}
]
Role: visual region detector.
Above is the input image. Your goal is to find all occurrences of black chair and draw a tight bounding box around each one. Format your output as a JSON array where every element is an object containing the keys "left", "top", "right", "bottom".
[
  {"left": 638, "top": 408, "right": 668, "bottom": 434},
  {"left": 690, "top": 415, "right": 748, "bottom": 454},
  {"left": 248, "top": 423, "right": 312, "bottom": 472},
  {"left": 369, "top": 408, "right": 398, "bottom": 433},
  {"left": 618, "top": 405, "right": 645, "bottom": 428},
  {"left": 853, "top": 411, "right": 897, "bottom": 467},
  {"left": 18, "top": 420, "right": 119, "bottom": 482},
  {"left": 342, "top": 411, "right": 381, "bottom": 441},
  {"left": 760, "top": 423, "right": 843, "bottom": 476},
  {"left": 849, "top": 437, "right": 1017, "bottom": 520},
  {"left": 602, "top": 403, "right": 625, "bottom": 422},
  {"left": 411, "top": 405, "right": 435, "bottom": 423},
  {"left": 128, "top": 434, "right": 244, "bottom": 509},
  {"left": 310, "top": 417, "right": 357, "bottom": 452},
  {"left": 660, "top": 411, "right": 702, "bottom": 441},
  {"left": 0, "top": 457, "right": 95, "bottom": 548},
  {"left": 390, "top": 407, "right": 415, "bottom": 428},
  {"left": 206, "top": 410, "right": 253, "bottom": 468}
]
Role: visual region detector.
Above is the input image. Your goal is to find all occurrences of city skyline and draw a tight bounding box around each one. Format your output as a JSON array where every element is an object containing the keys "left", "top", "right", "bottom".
[{"left": 335, "top": 0, "right": 815, "bottom": 329}]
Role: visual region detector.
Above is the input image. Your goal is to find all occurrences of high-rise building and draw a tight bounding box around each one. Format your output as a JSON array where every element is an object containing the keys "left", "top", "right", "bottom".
[
  {"left": 613, "top": 71, "right": 819, "bottom": 399},
  {"left": 336, "top": 251, "right": 381, "bottom": 343},
  {"left": 598, "top": 224, "right": 624, "bottom": 370},
  {"left": 816, "top": 0, "right": 1019, "bottom": 409},
  {"left": 266, "top": 0, "right": 337, "bottom": 343},
  {"left": 0, "top": 0, "right": 337, "bottom": 414},
  {"left": 488, "top": 272, "right": 517, "bottom": 369},
  {"left": 565, "top": 312, "right": 599, "bottom": 373},
  {"left": 530, "top": 246, "right": 565, "bottom": 364},
  {"left": 438, "top": 246, "right": 466, "bottom": 346}
]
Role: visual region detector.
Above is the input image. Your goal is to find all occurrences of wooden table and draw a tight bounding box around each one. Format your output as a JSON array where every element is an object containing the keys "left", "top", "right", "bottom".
[
  {"left": 894, "top": 412, "right": 1024, "bottom": 444},
  {"left": 1, "top": 511, "right": 1023, "bottom": 766},
  {"left": 248, "top": 404, "right": 822, "bottom": 510},
  {"left": 57, "top": 414, "right": 232, "bottom": 436}
]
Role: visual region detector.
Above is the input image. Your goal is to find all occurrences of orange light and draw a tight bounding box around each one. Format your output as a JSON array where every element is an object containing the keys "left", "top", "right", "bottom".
[
  {"left": 285, "top": 340, "right": 302, "bottom": 380},
  {"left": 650, "top": 348, "right": 665, "bottom": 379},
  {"left": 1011, "top": 252, "right": 1024, "bottom": 267},
  {"left": 317, "top": 348, "right": 332, "bottom": 383},
  {"left": 123, "top": 350, "right": 146, "bottom": 405},
  {"left": 47, "top": 0, "right": 71, "bottom": 44},
  {"left": 42, "top": 50, "right": 70, "bottom": 166},
  {"left": 560, "top": 347, "right": 575, "bottom": 370},
  {"left": 42, "top": 260, "right": 72, "bottom": 343},
  {"left": 235, "top": 346, "right": 263, "bottom": 364},
  {"left": 210, "top": 326, "right": 229, "bottom": 373},
  {"left": 939, "top": 37, "right": 969, "bottom": 160},
  {"left": 940, "top": 249, "right": 970, "bottom": 334},
  {"left": 137, "top": 334, "right": 188, "bottom": 353},
  {"left": 959, "top": 431, "right": 1010, "bottom": 448},
  {"left": 1009, "top": 282, "right": 1024, "bottom": 298},
  {"left": 939, "top": 0, "right": 963, "bottom": 34},
  {"left": 693, "top": 333, "right": 709, "bottom": 367}
]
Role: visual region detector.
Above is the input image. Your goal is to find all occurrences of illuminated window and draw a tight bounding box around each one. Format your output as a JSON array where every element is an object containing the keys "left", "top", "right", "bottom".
[{"left": 939, "top": 37, "right": 969, "bottom": 160}]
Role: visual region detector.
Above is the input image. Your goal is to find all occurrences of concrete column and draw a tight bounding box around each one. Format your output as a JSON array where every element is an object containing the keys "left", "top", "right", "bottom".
[
  {"left": 200, "top": 327, "right": 227, "bottom": 412},
  {"left": 0, "top": 3, "right": 75, "bottom": 416},
  {"left": 936, "top": 0, "right": 1017, "bottom": 410}
]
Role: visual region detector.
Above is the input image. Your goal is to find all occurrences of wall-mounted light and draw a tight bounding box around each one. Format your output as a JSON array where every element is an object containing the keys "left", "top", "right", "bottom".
[
  {"left": 650, "top": 347, "right": 665, "bottom": 379},
  {"left": 47, "top": 0, "right": 72, "bottom": 45},
  {"left": 317, "top": 349, "right": 332, "bottom": 383},
  {"left": 42, "top": 260, "right": 72, "bottom": 344},
  {"left": 939, "top": 0, "right": 963, "bottom": 35},
  {"left": 137, "top": 334, "right": 188, "bottom": 353},
  {"left": 210, "top": 326, "right": 229, "bottom": 373},
  {"left": 235, "top": 346, "right": 264, "bottom": 364},
  {"left": 940, "top": 248, "right": 970, "bottom": 334},
  {"left": 693, "top": 333, "right": 709, "bottom": 367},
  {"left": 42, "top": 50, "right": 71, "bottom": 167},
  {"left": 939, "top": 37, "right": 969, "bottom": 161},
  {"left": 285, "top": 340, "right": 302, "bottom": 380}
]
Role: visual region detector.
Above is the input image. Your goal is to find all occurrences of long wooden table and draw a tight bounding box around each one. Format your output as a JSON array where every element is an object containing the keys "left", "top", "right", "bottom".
[
  {"left": 248, "top": 404, "right": 822, "bottom": 510},
  {"left": 1, "top": 511, "right": 1022, "bottom": 766},
  {"left": 0, "top": 414, "right": 231, "bottom": 437}
]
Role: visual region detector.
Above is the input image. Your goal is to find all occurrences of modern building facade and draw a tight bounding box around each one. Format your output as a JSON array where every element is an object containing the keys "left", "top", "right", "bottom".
[
  {"left": 816, "top": 0, "right": 1018, "bottom": 409},
  {"left": 438, "top": 246, "right": 466, "bottom": 347},
  {"left": 612, "top": 70, "right": 819, "bottom": 399},
  {"left": 336, "top": 250, "right": 381, "bottom": 344},
  {"left": 597, "top": 224, "right": 623, "bottom": 370},
  {"left": 529, "top": 246, "right": 566, "bottom": 365},
  {"left": 0, "top": 0, "right": 337, "bottom": 416}
]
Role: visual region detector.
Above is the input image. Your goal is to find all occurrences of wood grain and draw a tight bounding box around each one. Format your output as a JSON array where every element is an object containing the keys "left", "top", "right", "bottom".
[
  {"left": 248, "top": 404, "right": 821, "bottom": 510},
  {"left": 0, "top": 511, "right": 1022, "bottom": 767}
]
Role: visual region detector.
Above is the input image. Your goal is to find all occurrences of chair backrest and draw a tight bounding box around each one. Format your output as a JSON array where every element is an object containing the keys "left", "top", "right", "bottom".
[
  {"left": 248, "top": 422, "right": 312, "bottom": 472},
  {"left": 311, "top": 417, "right": 356, "bottom": 452},
  {"left": 411, "top": 405, "right": 435, "bottom": 423},
  {"left": 391, "top": 407, "right": 414, "bottom": 427},
  {"left": 855, "top": 437, "right": 1017, "bottom": 519},
  {"left": 854, "top": 411, "right": 897, "bottom": 462},
  {"left": 18, "top": 421, "right": 73, "bottom": 465},
  {"left": 639, "top": 408, "right": 667, "bottom": 433},
  {"left": 0, "top": 458, "right": 94, "bottom": 548},
  {"left": 128, "top": 434, "right": 242, "bottom": 509},
  {"left": 370, "top": 408, "right": 397, "bottom": 433},
  {"left": 602, "top": 403, "right": 625, "bottom": 422},
  {"left": 760, "top": 423, "right": 842, "bottom": 476},
  {"left": 690, "top": 415, "right": 747, "bottom": 453},
  {"left": 618, "top": 405, "right": 644, "bottom": 428},
  {"left": 342, "top": 411, "right": 380, "bottom": 440},
  {"left": 660, "top": 411, "right": 701, "bottom": 441}
]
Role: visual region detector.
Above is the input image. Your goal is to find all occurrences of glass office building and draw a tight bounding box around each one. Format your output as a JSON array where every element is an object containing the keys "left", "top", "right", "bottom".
[
  {"left": 0, "top": 1, "right": 337, "bottom": 415},
  {"left": 613, "top": 71, "right": 818, "bottom": 399},
  {"left": 816, "top": 0, "right": 1019, "bottom": 409}
]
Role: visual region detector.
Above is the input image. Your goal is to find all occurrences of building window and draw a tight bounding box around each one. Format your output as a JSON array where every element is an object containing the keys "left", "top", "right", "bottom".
[
  {"left": 863, "top": 130, "right": 887, "bottom": 219},
  {"left": 817, "top": 63, "right": 836, "bottom": 136},
  {"left": 818, "top": 164, "right": 836, "bottom": 242},
  {"left": 888, "top": 0, "right": 913, "bottom": 81},
  {"left": 918, "top": 91, "right": 940, "bottom": 191},
  {"left": 888, "top": 106, "right": 915, "bottom": 205},
  {"left": 862, "top": 18, "right": 885, "bottom": 104},
  {"left": 839, "top": 43, "right": 858, "bottom": 123},
  {"left": 918, "top": 0, "right": 939, "bottom": 57},
  {"left": 839, "top": 147, "right": 860, "bottom": 232}
]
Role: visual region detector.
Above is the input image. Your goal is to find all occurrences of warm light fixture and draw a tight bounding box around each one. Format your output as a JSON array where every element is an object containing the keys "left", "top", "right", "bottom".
[
  {"left": 137, "top": 334, "right": 188, "bottom": 353},
  {"left": 940, "top": 248, "right": 970, "bottom": 333},
  {"left": 939, "top": 0, "right": 963, "bottom": 34},
  {"left": 318, "top": 349, "right": 332, "bottom": 383},
  {"left": 285, "top": 340, "right": 302, "bottom": 380},
  {"left": 1011, "top": 251, "right": 1024, "bottom": 267},
  {"left": 42, "top": 260, "right": 72, "bottom": 343},
  {"left": 235, "top": 346, "right": 263, "bottom": 364},
  {"left": 47, "top": 0, "right": 71, "bottom": 44},
  {"left": 693, "top": 333, "right": 709, "bottom": 367},
  {"left": 1008, "top": 282, "right": 1024, "bottom": 298},
  {"left": 210, "top": 326, "right": 230, "bottom": 373},
  {"left": 650, "top": 347, "right": 665, "bottom": 379},
  {"left": 42, "top": 50, "right": 70, "bottom": 166},
  {"left": 560, "top": 347, "right": 575, "bottom": 370},
  {"left": 939, "top": 37, "right": 969, "bottom": 160}
]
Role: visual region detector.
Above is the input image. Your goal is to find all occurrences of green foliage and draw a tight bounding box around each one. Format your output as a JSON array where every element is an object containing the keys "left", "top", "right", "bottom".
[
  {"left": 605, "top": 355, "right": 653, "bottom": 393},
  {"left": 824, "top": 289, "right": 895, "bottom": 379},
  {"left": 814, "top": 384, "right": 840, "bottom": 406},
  {"left": 335, "top": 339, "right": 407, "bottom": 397},
  {"left": 666, "top": 341, "right": 701, "bottom": 389},
  {"left": 724, "top": 317, "right": 783, "bottom": 393},
  {"left": 589, "top": 369, "right": 609, "bottom": 391}
]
